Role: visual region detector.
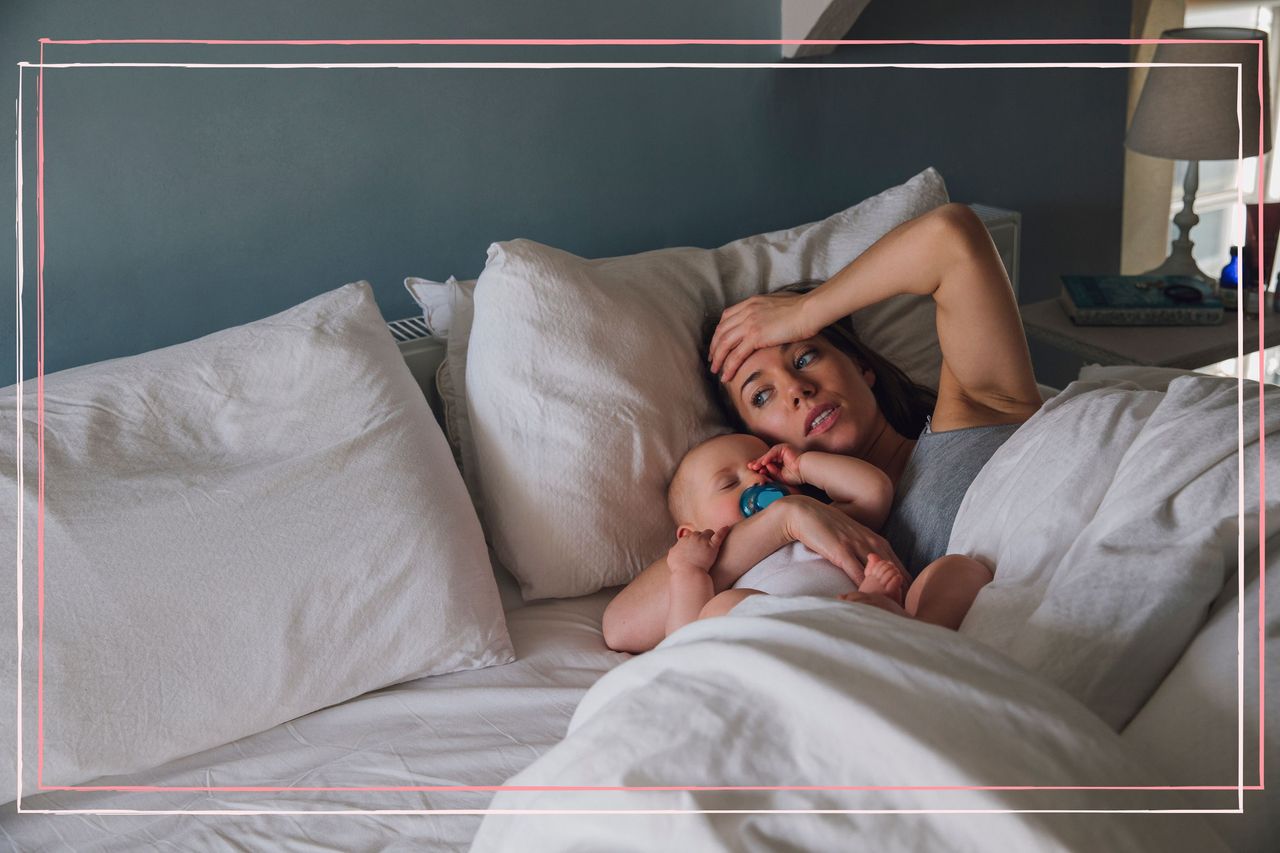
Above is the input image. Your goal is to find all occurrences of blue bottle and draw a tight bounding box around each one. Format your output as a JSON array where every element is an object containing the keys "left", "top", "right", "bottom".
[
  {"left": 739, "top": 483, "right": 788, "bottom": 518},
  {"left": 1220, "top": 246, "right": 1239, "bottom": 311}
]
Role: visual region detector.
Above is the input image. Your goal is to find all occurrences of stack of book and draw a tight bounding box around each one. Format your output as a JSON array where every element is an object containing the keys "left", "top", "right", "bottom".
[{"left": 1058, "top": 274, "right": 1224, "bottom": 326}]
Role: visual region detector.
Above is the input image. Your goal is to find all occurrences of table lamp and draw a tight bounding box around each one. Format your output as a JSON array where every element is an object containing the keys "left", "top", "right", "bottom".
[{"left": 1126, "top": 27, "right": 1272, "bottom": 283}]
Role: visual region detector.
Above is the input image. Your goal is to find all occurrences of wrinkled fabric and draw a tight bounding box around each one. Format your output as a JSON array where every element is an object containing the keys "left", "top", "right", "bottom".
[
  {"left": 0, "top": 592, "right": 625, "bottom": 852},
  {"left": 0, "top": 283, "right": 512, "bottom": 801},
  {"left": 472, "top": 595, "right": 1229, "bottom": 853},
  {"left": 952, "top": 374, "right": 1278, "bottom": 729}
]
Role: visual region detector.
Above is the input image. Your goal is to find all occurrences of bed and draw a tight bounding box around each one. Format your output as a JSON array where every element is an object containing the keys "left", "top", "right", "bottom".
[{"left": 1, "top": 169, "right": 1275, "bottom": 851}]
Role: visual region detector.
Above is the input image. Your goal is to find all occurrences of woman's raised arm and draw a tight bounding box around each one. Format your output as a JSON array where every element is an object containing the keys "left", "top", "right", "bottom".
[{"left": 710, "top": 203, "right": 1040, "bottom": 427}]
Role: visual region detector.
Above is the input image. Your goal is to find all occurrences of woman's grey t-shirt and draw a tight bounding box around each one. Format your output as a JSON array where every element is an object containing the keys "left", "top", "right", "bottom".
[{"left": 880, "top": 417, "right": 1020, "bottom": 576}]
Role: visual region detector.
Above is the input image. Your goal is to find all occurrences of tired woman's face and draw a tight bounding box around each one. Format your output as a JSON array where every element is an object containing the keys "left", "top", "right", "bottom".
[{"left": 725, "top": 336, "right": 881, "bottom": 455}]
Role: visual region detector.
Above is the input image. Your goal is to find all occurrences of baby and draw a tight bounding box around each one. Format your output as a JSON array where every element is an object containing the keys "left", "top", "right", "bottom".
[{"left": 664, "top": 433, "right": 992, "bottom": 637}]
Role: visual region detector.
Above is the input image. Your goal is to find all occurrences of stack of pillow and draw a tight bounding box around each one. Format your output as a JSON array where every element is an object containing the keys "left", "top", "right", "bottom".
[
  {"left": 0, "top": 166, "right": 951, "bottom": 799},
  {"left": 423, "top": 166, "right": 951, "bottom": 600}
]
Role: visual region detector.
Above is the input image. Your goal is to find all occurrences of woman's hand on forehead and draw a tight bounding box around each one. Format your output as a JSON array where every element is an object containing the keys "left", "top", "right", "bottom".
[{"left": 709, "top": 290, "right": 814, "bottom": 384}]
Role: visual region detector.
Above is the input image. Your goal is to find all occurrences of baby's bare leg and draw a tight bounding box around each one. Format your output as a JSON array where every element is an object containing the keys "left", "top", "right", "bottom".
[
  {"left": 903, "top": 555, "right": 993, "bottom": 630},
  {"left": 697, "top": 588, "right": 766, "bottom": 620}
]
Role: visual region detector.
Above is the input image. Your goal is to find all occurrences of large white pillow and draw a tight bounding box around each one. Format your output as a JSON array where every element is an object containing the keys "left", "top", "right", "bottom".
[
  {"left": 467, "top": 168, "right": 949, "bottom": 600},
  {"left": 0, "top": 282, "right": 513, "bottom": 803}
]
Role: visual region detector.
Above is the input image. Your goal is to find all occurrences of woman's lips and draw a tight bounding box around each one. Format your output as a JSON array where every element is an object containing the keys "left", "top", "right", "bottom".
[{"left": 805, "top": 403, "right": 840, "bottom": 436}]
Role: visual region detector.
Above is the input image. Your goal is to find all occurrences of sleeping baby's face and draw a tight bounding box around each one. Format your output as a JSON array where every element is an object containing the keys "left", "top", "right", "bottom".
[{"left": 669, "top": 433, "right": 790, "bottom": 539}]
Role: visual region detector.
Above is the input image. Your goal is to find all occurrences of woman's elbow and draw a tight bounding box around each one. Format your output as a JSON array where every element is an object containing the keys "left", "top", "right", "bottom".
[
  {"left": 929, "top": 201, "right": 981, "bottom": 230},
  {"left": 602, "top": 556, "right": 669, "bottom": 653},
  {"left": 601, "top": 601, "right": 626, "bottom": 650},
  {"left": 921, "top": 202, "right": 1002, "bottom": 276},
  {"left": 601, "top": 598, "right": 644, "bottom": 653}
]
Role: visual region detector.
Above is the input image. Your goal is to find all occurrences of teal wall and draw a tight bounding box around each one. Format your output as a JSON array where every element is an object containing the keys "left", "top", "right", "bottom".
[{"left": 2, "top": 1, "right": 1132, "bottom": 384}]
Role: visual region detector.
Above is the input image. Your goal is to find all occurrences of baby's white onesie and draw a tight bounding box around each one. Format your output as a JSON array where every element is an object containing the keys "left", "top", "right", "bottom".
[{"left": 731, "top": 541, "right": 859, "bottom": 597}]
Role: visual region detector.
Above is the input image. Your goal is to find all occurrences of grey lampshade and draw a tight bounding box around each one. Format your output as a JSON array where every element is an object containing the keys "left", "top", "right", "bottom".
[{"left": 1127, "top": 27, "right": 1273, "bottom": 161}]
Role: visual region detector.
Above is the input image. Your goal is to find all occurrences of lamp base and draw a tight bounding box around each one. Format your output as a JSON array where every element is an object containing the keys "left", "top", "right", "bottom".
[
  {"left": 1141, "top": 160, "right": 1218, "bottom": 289},
  {"left": 1139, "top": 252, "right": 1216, "bottom": 286}
]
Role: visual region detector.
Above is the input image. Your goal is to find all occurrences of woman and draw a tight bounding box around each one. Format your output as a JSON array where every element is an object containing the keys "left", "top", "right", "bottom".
[{"left": 601, "top": 202, "right": 1042, "bottom": 653}]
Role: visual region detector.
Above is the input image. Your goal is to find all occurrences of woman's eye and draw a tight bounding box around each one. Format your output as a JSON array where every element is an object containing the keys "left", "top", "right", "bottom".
[
  {"left": 795, "top": 349, "right": 817, "bottom": 369},
  {"left": 750, "top": 388, "right": 772, "bottom": 408}
]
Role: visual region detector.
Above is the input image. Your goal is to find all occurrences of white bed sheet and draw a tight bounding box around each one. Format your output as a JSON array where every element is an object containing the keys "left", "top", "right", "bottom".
[{"left": 0, "top": 587, "right": 628, "bottom": 852}]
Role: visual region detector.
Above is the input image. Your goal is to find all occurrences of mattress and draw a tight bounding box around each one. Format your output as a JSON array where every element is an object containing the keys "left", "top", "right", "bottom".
[{"left": 0, "top": 576, "right": 627, "bottom": 852}]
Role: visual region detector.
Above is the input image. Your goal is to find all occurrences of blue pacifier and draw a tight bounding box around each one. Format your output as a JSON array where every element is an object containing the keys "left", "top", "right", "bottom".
[{"left": 739, "top": 483, "right": 788, "bottom": 518}]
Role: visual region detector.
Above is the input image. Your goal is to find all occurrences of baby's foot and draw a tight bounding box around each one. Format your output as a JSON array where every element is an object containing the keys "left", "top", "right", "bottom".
[
  {"left": 836, "top": 590, "right": 909, "bottom": 618},
  {"left": 857, "top": 554, "right": 905, "bottom": 604}
]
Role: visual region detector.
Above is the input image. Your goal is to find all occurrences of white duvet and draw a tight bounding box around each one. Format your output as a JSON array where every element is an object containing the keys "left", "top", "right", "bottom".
[
  {"left": 953, "top": 374, "right": 1274, "bottom": 730},
  {"left": 472, "top": 375, "right": 1277, "bottom": 852}
]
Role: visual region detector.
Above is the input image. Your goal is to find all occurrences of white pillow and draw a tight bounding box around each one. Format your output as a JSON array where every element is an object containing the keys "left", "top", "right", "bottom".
[
  {"left": 443, "top": 277, "right": 489, "bottom": 518},
  {"left": 401, "top": 274, "right": 477, "bottom": 473},
  {"left": 435, "top": 359, "right": 465, "bottom": 469},
  {"left": 1121, "top": 531, "right": 1277, "bottom": 850},
  {"left": 417, "top": 278, "right": 478, "bottom": 470},
  {"left": 467, "top": 168, "right": 950, "bottom": 600},
  {"left": 405, "top": 275, "right": 466, "bottom": 337},
  {"left": 0, "top": 282, "right": 513, "bottom": 803}
]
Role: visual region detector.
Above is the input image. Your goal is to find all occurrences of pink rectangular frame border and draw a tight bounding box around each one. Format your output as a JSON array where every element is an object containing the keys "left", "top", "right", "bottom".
[{"left": 18, "top": 37, "right": 1268, "bottom": 807}]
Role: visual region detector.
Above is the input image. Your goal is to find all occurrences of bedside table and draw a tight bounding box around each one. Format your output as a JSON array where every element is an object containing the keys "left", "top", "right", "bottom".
[{"left": 1020, "top": 297, "right": 1280, "bottom": 369}]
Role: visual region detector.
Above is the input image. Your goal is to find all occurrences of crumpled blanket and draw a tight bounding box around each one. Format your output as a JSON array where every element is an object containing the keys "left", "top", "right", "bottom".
[{"left": 473, "top": 375, "right": 1276, "bottom": 851}]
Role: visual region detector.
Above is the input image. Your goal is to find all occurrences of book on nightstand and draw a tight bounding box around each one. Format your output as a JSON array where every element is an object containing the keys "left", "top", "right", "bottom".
[{"left": 1058, "top": 274, "right": 1224, "bottom": 326}]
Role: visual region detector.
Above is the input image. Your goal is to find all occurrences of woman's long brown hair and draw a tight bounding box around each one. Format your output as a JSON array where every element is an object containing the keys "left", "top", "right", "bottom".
[{"left": 704, "top": 281, "right": 937, "bottom": 441}]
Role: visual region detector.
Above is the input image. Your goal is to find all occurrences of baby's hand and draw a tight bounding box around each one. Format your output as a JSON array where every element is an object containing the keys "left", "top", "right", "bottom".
[
  {"left": 749, "top": 443, "right": 805, "bottom": 486},
  {"left": 668, "top": 527, "right": 729, "bottom": 574}
]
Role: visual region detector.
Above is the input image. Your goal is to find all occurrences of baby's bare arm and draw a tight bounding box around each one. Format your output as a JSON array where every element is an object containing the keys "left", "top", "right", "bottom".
[
  {"left": 666, "top": 565, "right": 715, "bottom": 636},
  {"left": 797, "top": 452, "right": 894, "bottom": 529},
  {"left": 706, "top": 499, "right": 798, "bottom": 592},
  {"left": 604, "top": 516, "right": 787, "bottom": 654},
  {"left": 665, "top": 528, "right": 725, "bottom": 636},
  {"left": 603, "top": 496, "right": 894, "bottom": 653}
]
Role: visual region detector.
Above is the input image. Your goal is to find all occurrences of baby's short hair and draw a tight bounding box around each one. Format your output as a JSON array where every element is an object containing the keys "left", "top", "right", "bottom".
[{"left": 667, "top": 432, "right": 734, "bottom": 526}]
